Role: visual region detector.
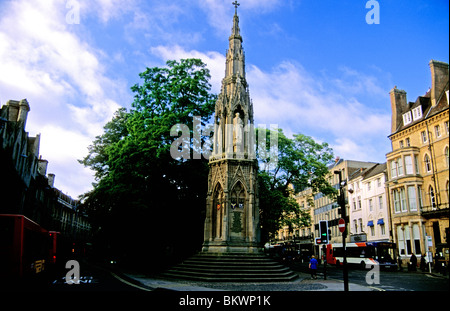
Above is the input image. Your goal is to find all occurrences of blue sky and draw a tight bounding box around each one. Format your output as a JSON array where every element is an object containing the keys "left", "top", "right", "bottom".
[{"left": 0, "top": 0, "right": 448, "bottom": 198}]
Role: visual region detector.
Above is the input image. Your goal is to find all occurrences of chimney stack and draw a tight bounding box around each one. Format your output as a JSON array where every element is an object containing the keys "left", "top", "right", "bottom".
[
  {"left": 389, "top": 86, "right": 407, "bottom": 133},
  {"left": 18, "top": 99, "right": 30, "bottom": 127},
  {"left": 48, "top": 173, "right": 55, "bottom": 188},
  {"left": 429, "top": 60, "right": 449, "bottom": 106},
  {"left": 38, "top": 157, "right": 49, "bottom": 176}
]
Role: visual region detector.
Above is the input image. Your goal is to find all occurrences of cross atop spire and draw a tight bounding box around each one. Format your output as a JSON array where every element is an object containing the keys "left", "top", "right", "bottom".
[{"left": 232, "top": 1, "right": 240, "bottom": 14}]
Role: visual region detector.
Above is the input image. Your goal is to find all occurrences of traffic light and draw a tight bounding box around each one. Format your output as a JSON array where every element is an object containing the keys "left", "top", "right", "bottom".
[{"left": 319, "top": 220, "right": 329, "bottom": 244}]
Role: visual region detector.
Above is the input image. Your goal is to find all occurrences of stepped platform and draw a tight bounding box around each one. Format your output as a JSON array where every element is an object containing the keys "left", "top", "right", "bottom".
[{"left": 160, "top": 252, "right": 298, "bottom": 282}]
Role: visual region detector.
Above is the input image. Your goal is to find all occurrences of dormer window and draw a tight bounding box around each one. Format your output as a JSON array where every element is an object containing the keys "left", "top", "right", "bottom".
[
  {"left": 402, "top": 111, "right": 412, "bottom": 125},
  {"left": 412, "top": 106, "right": 422, "bottom": 121}
]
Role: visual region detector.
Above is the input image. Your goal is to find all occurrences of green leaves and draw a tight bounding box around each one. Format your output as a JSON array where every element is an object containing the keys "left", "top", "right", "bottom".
[
  {"left": 78, "top": 59, "right": 217, "bottom": 269},
  {"left": 257, "top": 128, "right": 336, "bottom": 242}
]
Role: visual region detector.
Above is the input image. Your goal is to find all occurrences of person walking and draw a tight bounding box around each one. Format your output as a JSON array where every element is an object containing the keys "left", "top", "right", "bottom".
[
  {"left": 309, "top": 255, "right": 318, "bottom": 279},
  {"left": 410, "top": 253, "right": 417, "bottom": 271}
]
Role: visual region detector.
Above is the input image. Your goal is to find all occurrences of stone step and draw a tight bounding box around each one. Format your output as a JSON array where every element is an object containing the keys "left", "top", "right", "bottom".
[
  {"left": 160, "top": 252, "right": 298, "bottom": 282},
  {"left": 170, "top": 265, "right": 291, "bottom": 273}
]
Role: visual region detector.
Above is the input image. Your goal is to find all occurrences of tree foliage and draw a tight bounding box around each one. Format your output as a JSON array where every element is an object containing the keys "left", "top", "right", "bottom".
[
  {"left": 79, "top": 59, "right": 216, "bottom": 270},
  {"left": 257, "top": 128, "right": 336, "bottom": 242},
  {"left": 79, "top": 58, "right": 336, "bottom": 266}
]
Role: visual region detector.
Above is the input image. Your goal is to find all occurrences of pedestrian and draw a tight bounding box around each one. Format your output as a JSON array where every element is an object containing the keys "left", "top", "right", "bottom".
[
  {"left": 309, "top": 255, "right": 318, "bottom": 279},
  {"left": 410, "top": 253, "right": 417, "bottom": 271},
  {"left": 420, "top": 254, "right": 426, "bottom": 271}
]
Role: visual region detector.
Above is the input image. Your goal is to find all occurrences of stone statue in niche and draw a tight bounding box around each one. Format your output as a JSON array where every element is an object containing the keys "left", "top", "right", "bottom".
[{"left": 233, "top": 112, "right": 243, "bottom": 152}]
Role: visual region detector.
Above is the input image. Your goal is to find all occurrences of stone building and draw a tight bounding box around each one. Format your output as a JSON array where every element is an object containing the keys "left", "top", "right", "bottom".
[
  {"left": 275, "top": 158, "right": 376, "bottom": 257},
  {"left": 385, "top": 60, "right": 449, "bottom": 267},
  {"left": 347, "top": 163, "right": 391, "bottom": 243},
  {"left": 0, "top": 98, "right": 91, "bottom": 251},
  {"left": 202, "top": 6, "right": 260, "bottom": 253}
]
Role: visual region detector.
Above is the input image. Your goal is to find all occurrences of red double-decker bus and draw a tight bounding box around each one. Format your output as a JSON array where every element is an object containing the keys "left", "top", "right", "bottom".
[{"left": 0, "top": 214, "right": 58, "bottom": 280}]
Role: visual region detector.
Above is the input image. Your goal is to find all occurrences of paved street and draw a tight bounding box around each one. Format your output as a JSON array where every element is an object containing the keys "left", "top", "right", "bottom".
[
  {"left": 291, "top": 262, "right": 449, "bottom": 291},
  {"left": 37, "top": 261, "right": 150, "bottom": 292},
  {"left": 9, "top": 259, "right": 448, "bottom": 292}
]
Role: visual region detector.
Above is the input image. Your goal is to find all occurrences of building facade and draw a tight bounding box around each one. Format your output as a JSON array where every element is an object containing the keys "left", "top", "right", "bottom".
[
  {"left": 386, "top": 60, "right": 449, "bottom": 267},
  {"left": 274, "top": 159, "right": 377, "bottom": 258},
  {"left": 348, "top": 163, "right": 391, "bottom": 243},
  {"left": 1, "top": 98, "right": 91, "bottom": 252}
]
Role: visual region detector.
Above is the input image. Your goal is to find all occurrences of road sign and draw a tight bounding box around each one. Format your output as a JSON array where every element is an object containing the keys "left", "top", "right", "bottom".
[
  {"left": 315, "top": 238, "right": 322, "bottom": 245},
  {"left": 338, "top": 218, "right": 346, "bottom": 233}
]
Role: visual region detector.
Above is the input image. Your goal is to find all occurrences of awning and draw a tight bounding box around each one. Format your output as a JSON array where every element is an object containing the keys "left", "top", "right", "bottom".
[
  {"left": 377, "top": 219, "right": 384, "bottom": 225},
  {"left": 367, "top": 220, "right": 374, "bottom": 227}
]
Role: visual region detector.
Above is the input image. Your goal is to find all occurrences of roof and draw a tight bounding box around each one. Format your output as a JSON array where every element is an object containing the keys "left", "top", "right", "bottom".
[
  {"left": 348, "top": 163, "right": 387, "bottom": 182},
  {"left": 391, "top": 81, "right": 449, "bottom": 136}
]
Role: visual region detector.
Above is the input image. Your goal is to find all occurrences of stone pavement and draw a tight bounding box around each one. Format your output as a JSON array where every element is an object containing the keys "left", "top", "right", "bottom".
[{"left": 120, "top": 270, "right": 378, "bottom": 292}]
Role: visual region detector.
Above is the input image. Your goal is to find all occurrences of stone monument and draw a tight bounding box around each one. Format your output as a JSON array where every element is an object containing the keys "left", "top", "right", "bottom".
[{"left": 202, "top": 2, "right": 260, "bottom": 253}]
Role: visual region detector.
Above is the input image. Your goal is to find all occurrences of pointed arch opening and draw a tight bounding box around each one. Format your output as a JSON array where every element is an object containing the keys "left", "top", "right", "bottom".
[{"left": 212, "top": 183, "right": 224, "bottom": 239}]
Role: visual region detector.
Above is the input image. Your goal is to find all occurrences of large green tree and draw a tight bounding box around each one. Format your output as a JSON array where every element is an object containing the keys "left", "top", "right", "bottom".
[
  {"left": 256, "top": 128, "right": 336, "bottom": 242},
  {"left": 79, "top": 59, "right": 216, "bottom": 270}
]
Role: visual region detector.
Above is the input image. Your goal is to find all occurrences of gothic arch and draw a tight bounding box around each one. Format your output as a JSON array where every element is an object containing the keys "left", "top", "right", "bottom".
[
  {"left": 230, "top": 180, "right": 246, "bottom": 209},
  {"left": 212, "top": 182, "right": 224, "bottom": 238}
]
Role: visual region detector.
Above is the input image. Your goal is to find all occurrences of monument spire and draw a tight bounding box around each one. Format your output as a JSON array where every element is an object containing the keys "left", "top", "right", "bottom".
[
  {"left": 225, "top": 1, "right": 245, "bottom": 86},
  {"left": 202, "top": 3, "right": 260, "bottom": 254}
]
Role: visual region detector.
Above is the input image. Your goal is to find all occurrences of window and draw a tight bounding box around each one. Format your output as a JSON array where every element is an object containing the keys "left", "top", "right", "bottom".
[
  {"left": 370, "top": 225, "right": 375, "bottom": 237},
  {"left": 405, "top": 225, "right": 412, "bottom": 255},
  {"left": 405, "top": 155, "right": 413, "bottom": 174},
  {"left": 403, "top": 111, "right": 412, "bottom": 125},
  {"left": 399, "top": 140, "right": 404, "bottom": 148},
  {"left": 412, "top": 224, "right": 421, "bottom": 255},
  {"left": 418, "top": 186, "right": 423, "bottom": 209},
  {"left": 412, "top": 106, "right": 422, "bottom": 121},
  {"left": 447, "top": 180, "right": 449, "bottom": 202},
  {"left": 353, "top": 219, "right": 358, "bottom": 233},
  {"left": 378, "top": 196, "right": 383, "bottom": 210},
  {"left": 377, "top": 178, "right": 381, "bottom": 187},
  {"left": 400, "top": 187, "right": 407, "bottom": 212},
  {"left": 397, "top": 226, "right": 405, "bottom": 255},
  {"left": 407, "top": 186, "right": 417, "bottom": 211},
  {"left": 421, "top": 131, "right": 428, "bottom": 143},
  {"left": 414, "top": 155, "right": 420, "bottom": 174},
  {"left": 424, "top": 154, "right": 432, "bottom": 172},
  {"left": 445, "top": 121, "right": 449, "bottom": 135},
  {"left": 393, "top": 189, "right": 400, "bottom": 213},
  {"left": 358, "top": 196, "right": 361, "bottom": 210},
  {"left": 352, "top": 198, "right": 356, "bottom": 210},
  {"left": 369, "top": 199, "right": 373, "bottom": 211},
  {"left": 429, "top": 186, "right": 436, "bottom": 209},
  {"left": 391, "top": 161, "right": 397, "bottom": 178},
  {"left": 368, "top": 181, "right": 371, "bottom": 191},
  {"left": 435, "top": 125, "right": 441, "bottom": 138},
  {"left": 445, "top": 146, "right": 449, "bottom": 167},
  {"left": 406, "top": 137, "right": 410, "bottom": 147},
  {"left": 380, "top": 224, "right": 386, "bottom": 236},
  {"left": 397, "top": 158, "right": 404, "bottom": 176}
]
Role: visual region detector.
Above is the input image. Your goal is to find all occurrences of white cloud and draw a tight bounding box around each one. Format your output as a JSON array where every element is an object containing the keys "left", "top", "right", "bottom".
[
  {"left": 0, "top": 0, "right": 123, "bottom": 197},
  {"left": 151, "top": 45, "right": 226, "bottom": 94},
  {"left": 246, "top": 60, "right": 391, "bottom": 162},
  {"left": 149, "top": 44, "right": 391, "bottom": 162}
]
